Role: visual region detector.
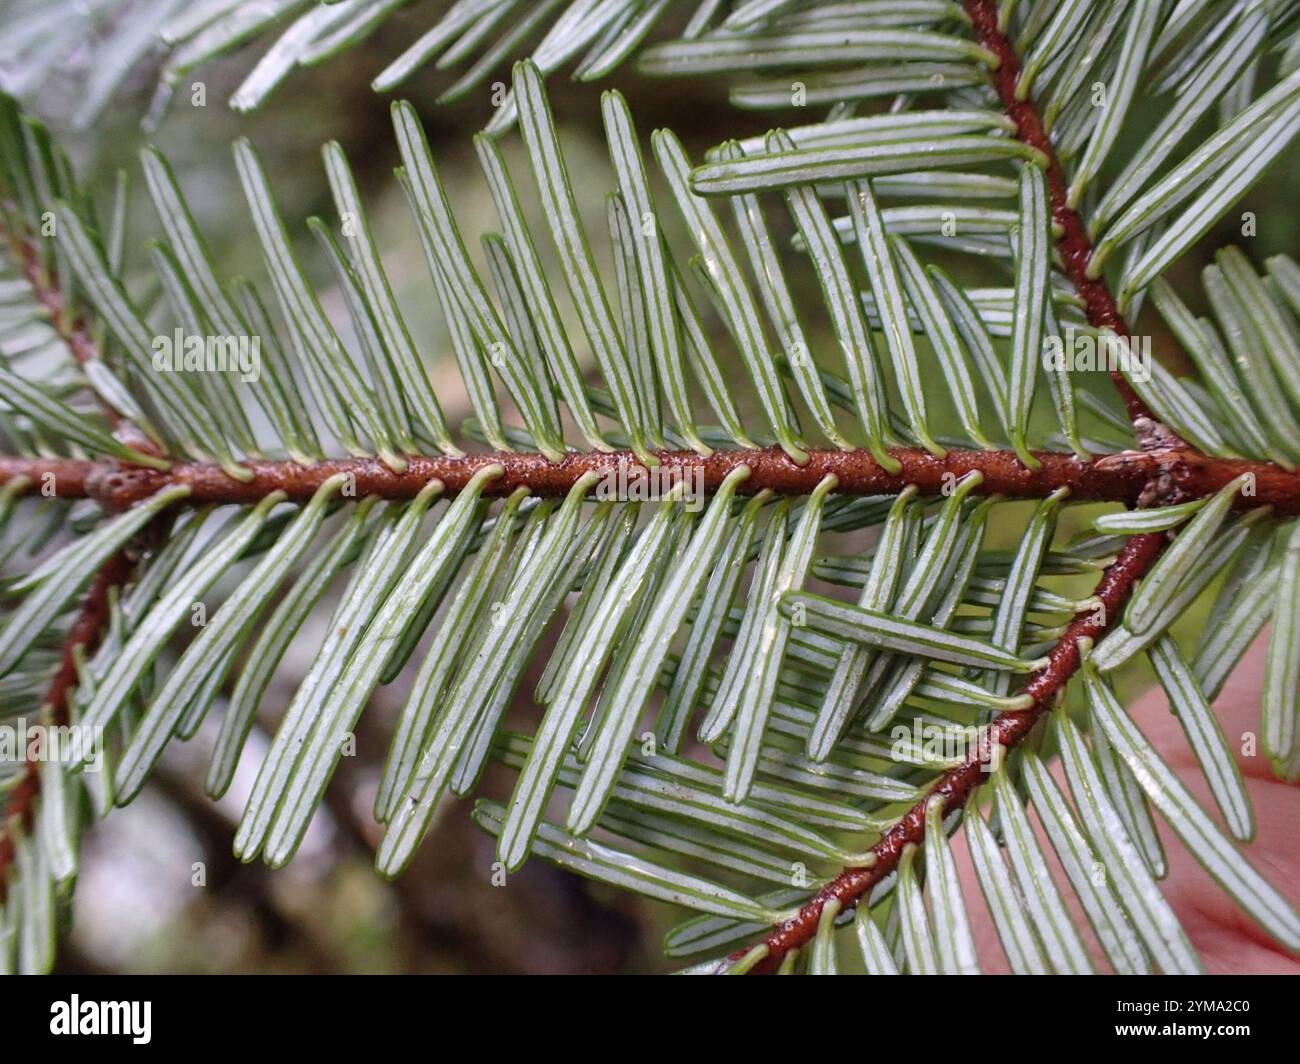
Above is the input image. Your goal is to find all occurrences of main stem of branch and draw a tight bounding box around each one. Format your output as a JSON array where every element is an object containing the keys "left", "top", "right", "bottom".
[{"left": 2, "top": 448, "right": 1298, "bottom": 513}]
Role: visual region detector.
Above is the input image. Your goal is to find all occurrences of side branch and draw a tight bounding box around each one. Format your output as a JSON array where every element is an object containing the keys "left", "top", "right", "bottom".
[
  {"left": 746, "top": 532, "right": 1166, "bottom": 972},
  {"left": 1, "top": 448, "right": 1298, "bottom": 512},
  {"left": 963, "top": 0, "right": 1163, "bottom": 440},
  {"left": 0, "top": 551, "right": 132, "bottom": 899},
  {"left": 3, "top": 210, "right": 160, "bottom": 456}
]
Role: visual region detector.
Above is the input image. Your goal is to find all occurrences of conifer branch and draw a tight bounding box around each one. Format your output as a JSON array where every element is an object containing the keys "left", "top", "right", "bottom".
[{"left": 2, "top": 2, "right": 1295, "bottom": 976}]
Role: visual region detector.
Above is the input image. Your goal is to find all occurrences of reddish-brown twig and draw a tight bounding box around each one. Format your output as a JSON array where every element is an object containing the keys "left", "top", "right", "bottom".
[
  {"left": 962, "top": 0, "right": 1167, "bottom": 444},
  {"left": 746, "top": 531, "right": 1165, "bottom": 972},
  {"left": 0, "top": 447, "right": 1297, "bottom": 513},
  {"left": 3, "top": 207, "right": 160, "bottom": 456},
  {"left": 0, "top": 550, "right": 133, "bottom": 900}
]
